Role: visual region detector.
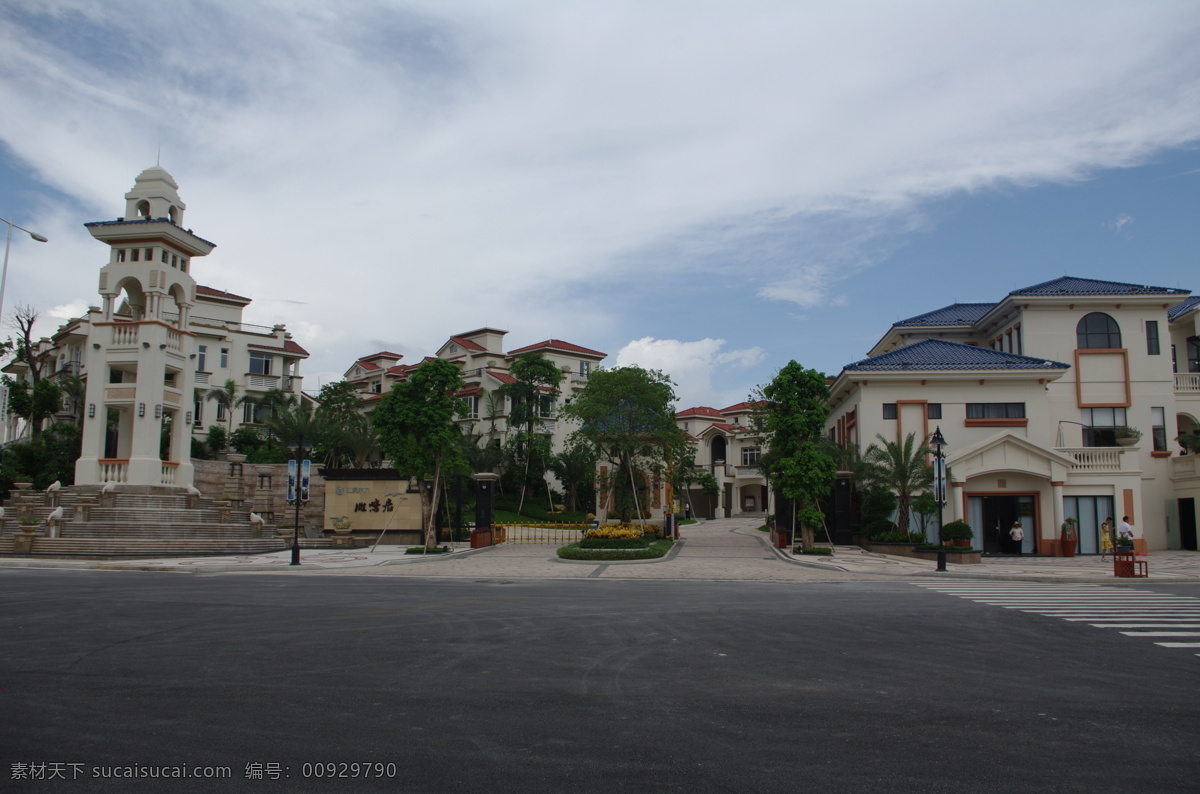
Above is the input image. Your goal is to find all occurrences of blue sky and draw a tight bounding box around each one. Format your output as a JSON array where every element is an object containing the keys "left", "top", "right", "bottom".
[{"left": 2, "top": 1, "right": 1199, "bottom": 410}]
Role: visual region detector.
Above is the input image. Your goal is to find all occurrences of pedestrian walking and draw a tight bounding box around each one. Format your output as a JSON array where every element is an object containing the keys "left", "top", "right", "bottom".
[
  {"left": 1009, "top": 520, "right": 1025, "bottom": 555},
  {"left": 1100, "top": 516, "right": 1115, "bottom": 561},
  {"left": 1118, "top": 516, "right": 1135, "bottom": 548}
]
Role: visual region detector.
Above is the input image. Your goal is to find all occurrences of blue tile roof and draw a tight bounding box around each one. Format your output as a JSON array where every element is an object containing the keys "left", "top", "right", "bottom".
[
  {"left": 893, "top": 303, "right": 997, "bottom": 327},
  {"left": 844, "top": 338, "right": 1070, "bottom": 372},
  {"left": 1169, "top": 296, "right": 1200, "bottom": 322},
  {"left": 1010, "top": 276, "right": 1189, "bottom": 297}
]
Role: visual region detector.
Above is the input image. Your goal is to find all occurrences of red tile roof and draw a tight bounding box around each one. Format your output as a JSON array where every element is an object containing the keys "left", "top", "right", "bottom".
[
  {"left": 721, "top": 401, "right": 764, "bottom": 413},
  {"left": 360, "top": 351, "right": 403, "bottom": 361},
  {"left": 247, "top": 340, "right": 309, "bottom": 356},
  {"left": 677, "top": 406, "right": 724, "bottom": 419},
  {"left": 447, "top": 336, "right": 487, "bottom": 352},
  {"left": 197, "top": 285, "right": 251, "bottom": 303},
  {"left": 507, "top": 339, "right": 606, "bottom": 358},
  {"left": 355, "top": 361, "right": 381, "bottom": 371},
  {"left": 487, "top": 370, "right": 518, "bottom": 385}
]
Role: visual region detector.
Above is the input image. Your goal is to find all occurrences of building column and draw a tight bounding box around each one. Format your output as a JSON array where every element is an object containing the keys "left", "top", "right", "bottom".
[
  {"left": 949, "top": 480, "right": 963, "bottom": 523},
  {"left": 1050, "top": 481, "right": 1065, "bottom": 556}
]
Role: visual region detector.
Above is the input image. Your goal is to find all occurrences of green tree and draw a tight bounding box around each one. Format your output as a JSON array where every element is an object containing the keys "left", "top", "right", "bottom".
[
  {"left": 548, "top": 439, "right": 598, "bottom": 513},
  {"left": 752, "top": 362, "right": 836, "bottom": 550},
  {"left": 314, "top": 380, "right": 373, "bottom": 467},
  {"left": 558, "top": 366, "right": 681, "bottom": 524},
  {"left": 373, "top": 359, "right": 466, "bottom": 549},
  {"left": 861, "top": 432, "right": 932, "bottom": 538},
  {"left": 667, "top": 439, "right": 718, "bottom": 517},
  {"left": 205, "top": 378, "right": 254, "bottom": 449},
  {"left": 4, "top": 377, "right": 63, "bottom": 444},
  {"left": 500, "top": 352, "right": 564, "bottom": 513}
]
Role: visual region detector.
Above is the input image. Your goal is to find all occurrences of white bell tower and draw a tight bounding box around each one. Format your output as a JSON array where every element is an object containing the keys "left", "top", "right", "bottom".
[{"left": 74, "top": 167, "right": 216, "bottom": 488}]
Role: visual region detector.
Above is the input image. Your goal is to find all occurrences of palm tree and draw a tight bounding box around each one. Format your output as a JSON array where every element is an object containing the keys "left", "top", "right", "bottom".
[
  {"left": 861, "top": 432, "right": 932, "bottom": 537},
  {"left": 206, "top": 378, "right": 255, "bottom": 449},
  {"left": 264, "top": 400, "right": 326, "bottom": 462}
]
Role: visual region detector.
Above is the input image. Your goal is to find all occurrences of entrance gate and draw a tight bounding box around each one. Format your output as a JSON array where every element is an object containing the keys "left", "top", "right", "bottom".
[{"left": 492, "top": 522, "right": 588, "bottom": 545}]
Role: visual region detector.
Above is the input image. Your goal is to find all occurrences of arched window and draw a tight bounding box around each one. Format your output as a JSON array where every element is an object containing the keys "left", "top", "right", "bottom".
[
  {"left": 168, "top": 205, "right": 178, "bottom": 224},
  {"left": 137, "top": 200, "right": 151, "bottom": 219},
  {"left": 1076, "top": 313, "right": 1122, "bottom": 349}
]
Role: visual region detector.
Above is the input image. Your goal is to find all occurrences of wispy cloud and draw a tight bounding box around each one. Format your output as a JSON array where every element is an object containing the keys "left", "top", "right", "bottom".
[{"left": 1, "top": 1, "right": 1198, "bottom": 394}]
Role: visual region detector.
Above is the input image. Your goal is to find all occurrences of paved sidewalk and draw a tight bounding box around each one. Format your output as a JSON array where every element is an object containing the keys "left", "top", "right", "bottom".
[{"left": 1, "top": 517, "right": 1198, "bottom": 583}]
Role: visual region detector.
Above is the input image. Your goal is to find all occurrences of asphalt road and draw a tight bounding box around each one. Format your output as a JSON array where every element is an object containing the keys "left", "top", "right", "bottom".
[{"left": 2, "top": 570, "right": 1198, "bottom": 792}]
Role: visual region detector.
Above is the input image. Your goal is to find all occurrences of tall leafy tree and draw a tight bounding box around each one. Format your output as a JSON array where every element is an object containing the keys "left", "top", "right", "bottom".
[
  {"left": 667, "top": 439, "right": 719, "bottom": 517},
  {"left": 500, "top": 352, "right": 564, "bottom": 513},
  {"left": 752, "top": 362, "right": 836, "bottom": 550},
  {"left": 373, "top": 359, "right": 466, "bottom": 549},
  {"left": 3, "top": 377, "right": 62, "bottom": 444},
  {"left": 559, "top": 366, "right": 680, "bottom": 524},
  {"left": 861, "top": 432, "right": 932, "bottom": 538},
  {"left": 205, "top": 378, "right": 254, "bottom": 449},
  {"left": 314, "top": 380, "right": 373, "bottom": 467},
  {"left": 547, "top": 438, "right": 598, "bottom": 513}
]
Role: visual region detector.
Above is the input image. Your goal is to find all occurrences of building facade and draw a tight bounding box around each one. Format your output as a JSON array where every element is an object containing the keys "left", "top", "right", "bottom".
[
  {"left": 676, "top": 402, "right": 769, "bottom": 519},
  {"left": 2, "top": 166, "right": 308, "bottom": 488},
  {"left": 826, "top": 276, "right": 1200, "bottom": 553}
]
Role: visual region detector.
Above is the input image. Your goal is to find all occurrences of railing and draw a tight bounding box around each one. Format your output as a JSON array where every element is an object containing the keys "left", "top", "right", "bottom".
[
  {"left": 195, "top": 372, "right": 210, "bottom": 386},
  {"left": 1060, "top": 447, "right": 1123, "bottom": 472},
  {"left": 734, "top": 466, "right": 763, "bottom": 478},
  {"left": 99, "top": 458, "right": 130, "bottom": 483},
  {"left": 247, "top": 374, "right": 278, "bottom": 389},
  {"left": 161, "top": 461, "right": 179, "bottom": 485},
  {"left": 166, "top": 328, "right": 182, "bottom": 351},
  {"left": 112, "top": 324, "right": 139, "bottom": 346},
  {"left": 1176, "top": 373, "right": 1200, "bottom": 393},
  {"left": 492, "top": 523, "right": 587, "bottom": 545},
  {"left": 105, "top": 387, "right": 137, "bottom": 401}
]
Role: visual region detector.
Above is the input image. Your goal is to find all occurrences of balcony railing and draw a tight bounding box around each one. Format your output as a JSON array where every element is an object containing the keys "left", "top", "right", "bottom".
[
  {"left": 1176, "top": 373, "right": 1200, "bottom": 393},
  {"left": 1059, "top": 447, "right": 1124, "bottom": 472}
]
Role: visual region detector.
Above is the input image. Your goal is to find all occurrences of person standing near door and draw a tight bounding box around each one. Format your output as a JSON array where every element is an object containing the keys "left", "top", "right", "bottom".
[
  {"left": 1009, "top": 520, "right": 1025, "bottom": 555},
  {"left": 1100, "top": 516, "right": 1115, "bottom": 561},
  {"left": 1118, "top": 516, "right": 1135, "bottom": 547}
]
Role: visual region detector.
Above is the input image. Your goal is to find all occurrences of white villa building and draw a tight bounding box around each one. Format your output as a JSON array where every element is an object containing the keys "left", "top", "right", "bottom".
[
  {"left": 344, "top": 328, "right": 606, "bottom": 470},
  {"left": 826, "top": 276, "right": 1200, "bottom": 554},
  {"left": 3, "top": 166, "right": 308, "bottom": 488},
  {"left": 676, "top": 403, "right": 769, "bottom": 519}
]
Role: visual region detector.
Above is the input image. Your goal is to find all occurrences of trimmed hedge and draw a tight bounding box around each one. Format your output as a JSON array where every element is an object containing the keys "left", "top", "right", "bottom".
[
  {"left": 557, "top": 538, "right": 674, "bottom": 561},
  {"left": 405, "top": 546, "right": 451, "bottom": 555},
  {"left": 580, "top": 537, "right": 651, "bottom": 549}
]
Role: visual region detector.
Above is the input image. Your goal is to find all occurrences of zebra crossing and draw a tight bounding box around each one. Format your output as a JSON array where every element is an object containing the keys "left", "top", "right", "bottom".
[{"left": 915, "top": 582, "right": 1200, "bottom": 655}]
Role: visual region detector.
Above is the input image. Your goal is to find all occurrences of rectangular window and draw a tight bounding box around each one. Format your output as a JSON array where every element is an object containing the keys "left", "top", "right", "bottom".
[
  {"left": 538, "top": 394, "right": 554, "bottom": 418},
  {"left": 130, "top": 248, "right": 139, "bottom": 262},
  {"left": 882, "top": 403, "right": 897, "bottom": 420},
  {"left": 1146, "top": 321, "right": 1160, "bottom": 356},
  {"left": 216, "top": 403, "right": 227, "bottom": 422},
  {"left": 243, "top": 402, "right": 256, "bottom": 423},
  {"left": 249, "top": 352, "right": 272, "bottom": 376},
  {"left": 579, "top": 361, "right": 591, "bottom": 376},
  {"left": 1081, "top": 407, "right": 1127, "bottom": 447},
  {"left": 741, "top": 447, "right": 762, "bottom": 466},
  {"left": 194, "top": 399, "right": 203, "bottom": 427},
  {"left": 1016, "top": 327, "right": 1023, "bottom": 355},
  {"left": 966, "top": 403, "right": 1026, "bottom": 419},
  {"left": 116, "top": 249, "right": 126, "bottom": 263},
  {"left": 371, "top": 381, "right": 382, "bottom": 394},
  {"left": 220, "top": 348, "right": 229, "bottom": 369},
  {"left": 108, "top": 368, "right": 123, "bottom": 384},
  {"left": 926, "top": 403, "right": 942, "bottom": 420},
  {"left": 197, "top": 345, "right": 207, "bottom": 372},
  {"left": 1152, "top": 407, "right": 1167, "bottom": 452},
  {"left": 161, "top": 250, "right": 169, "bottom": 264},
  {"left": 462, "top": 395, "right": 480, "bottom": 419}
]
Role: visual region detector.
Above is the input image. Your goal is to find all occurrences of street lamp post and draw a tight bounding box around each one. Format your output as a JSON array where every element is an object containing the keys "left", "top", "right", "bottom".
[
  {"left": 1, "top": 217, "right": 49, "bottom": 325},
  {"left": 930, "top": 426, "right": 948, "bottom": 573},
  {"left": 287, "top": 434, "right": 310, "bottom": 566}
]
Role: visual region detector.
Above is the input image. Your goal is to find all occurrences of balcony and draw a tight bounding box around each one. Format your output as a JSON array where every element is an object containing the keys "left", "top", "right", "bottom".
[
  {"left": 1057, "top": 446, "right": 1136, "bottom": 473},
  {"left": 1176, "top": 373, "right": 1200, "bottom": 394}
]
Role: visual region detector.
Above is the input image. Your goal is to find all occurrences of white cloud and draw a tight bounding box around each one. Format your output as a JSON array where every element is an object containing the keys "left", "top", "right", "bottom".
[
  {"left": 1, "top": 1, "right": 1198, "bottom": 396},
  {"left": 615, "top": 337, "right": 764, "bottom": 409}
]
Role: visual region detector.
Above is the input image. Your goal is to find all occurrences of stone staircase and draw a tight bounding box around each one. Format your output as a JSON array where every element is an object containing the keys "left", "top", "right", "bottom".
[{"left": 0, "top": 484, "right": 290, "bottom": 559}]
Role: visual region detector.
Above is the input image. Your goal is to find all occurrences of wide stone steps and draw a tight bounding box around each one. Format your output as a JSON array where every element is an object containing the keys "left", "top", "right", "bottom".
[{"left": 25, "top": 537, "right": 288, "bottom": 558}]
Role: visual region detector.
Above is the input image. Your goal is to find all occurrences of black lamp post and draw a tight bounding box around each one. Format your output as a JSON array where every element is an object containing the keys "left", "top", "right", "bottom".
[
  {"left": 288, "top": 433, "right": 309, "bottom": 566},
  {"left": 930, "top": 426, "right": 948, "bottom": 572}
]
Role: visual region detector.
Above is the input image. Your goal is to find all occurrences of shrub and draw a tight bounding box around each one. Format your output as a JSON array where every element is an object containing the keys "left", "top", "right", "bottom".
[
  {"left": 870, "top": 530, "right": 913, "bottom": 543},
  {"left": 584, "top": 524, "right": 645, "bottom": 540},
  {"left": 557, "top": 538, "right": 674, "bottom": 561},
  {"left": 795, "top": 547, "right": 832, "bottom": 555},
  {"left": 942, "top": 520, "right": 973, "bottom": 541},
  {"left": 405, "top": 546, "right": 450, "bottom": 554},
  {"left": 206, "top": 425, "right": 228, "bottom": 454},
  {"left": 580, "top": 537, "right": 651, "bottom": 549},
  {"left": 863, "top": 519, "right": 896, "bottom": 539}
]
